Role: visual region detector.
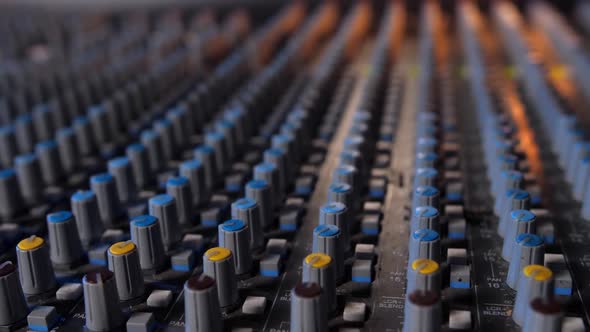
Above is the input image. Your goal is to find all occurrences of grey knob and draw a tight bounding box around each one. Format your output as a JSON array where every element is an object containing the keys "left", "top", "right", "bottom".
[
  {"left": 506, "top": 233, "right": 545, "bottom": 289},
  {"left": 184, "top": 274, "right": 223, "bottom": 332},
  {"left": 203, "top": 247, "right": 238, "bottom": 308},
  {"left": 498, "top": 189, "right": 531, "bottom": 238},
  {"left": 513, "top": 265, "right": 554, "bottom": 326},
  {"left": 215, "top": 120, "right": 237, "bottom": 161},
  {"left": 0, "top": 125, "right": 17, "bottom": 168},
  {"left": 271, "top": 134, "right": 296, "bottom": 180},
  {"left": 253, "top": 162, "right": 281, "bottom": 208},
  {"left": 204, "top": 132, "right": 228, "bottom": 174},
  {"left": 15, "top": 114, "right": 35, "bottom": 154},
  {"left": 126, "top": 143, "right": 151, "bottom": 190},
  {"left": 154, "top": 118, "right": 175, "bottom": 162},
  {"left": 89, "top": 106, "right": 111, "bottom": 146},
  {"left": 129, "top": 215, "right": 167, "bottom": 273},
  {"left": 415, "top": 152, "right": 438, "bottom": 169},
  {"left": 414, "top": 168, "right": 438, "bottom": 187},
  {"left": 407, "top": 259, "right": 441, "bottom": 295},
  {"left": 263, "top": 147, "right": 288, "bottom": 194},
  {"left": 319, "top": 202, "right": 350, "bottom": 252},
  {"left": 16, "top": 236, "right": 56, "bottom": 295},
  {"left": 56, "top": 127, "right": 79, "bottom": 173},
  {"left": 327, "top": 182, "right": 353, "bottom": 211},
  {"left": 83, "top": 270, "right": 124, "bottom": 331},
  {"left": 412, "top": 186, "right": 440, "bottom": 210},
  {"left": 332, "top": 164, "right": 358, "bottom": 189},
  {"left": 73, "top": 116, "right": 94, "bottom": 156},
  {"left": 416, "top": 137, "right": 438, "bottom": 154},
  {"left": 312, "top": 224, "right": 344, "bottom": 282},
  {"left": 148, "top": 194, "right": 181, "bottom": 250},
  {"left": 402, "top": 290, "right": 442, "bottom": 332},
  {"left": 245, "top": 179, "right": 273, "bottom": 229},
  {"left": 231, "top": 197, "right": 264, "bottom": 251},
  {"left": 167, "top": 107, "right": 190, "bottom": 149},
  {"left": 522, "top": 298, "right": 562, "bottom": 332},
  {"left": 35, "top": 140, "right": 63, "bottom": 185},
  {"left": 0, "top": 261, "right": 29, "bottom": 326},
  {"left": 71, "top": 190, "right": 103, "bottom": 248},
  {"left": 46, "top": 211, "right": 84, "bottom": 268},
  {"left": 339, "top": 148, "right": 362, "bottom": 172},
  {"left": 108, "top": 156, "right": 136, "bottom": 204},
  {"left": 501, "top": 210, "right": 536, "bottom": 261},
  {"left": 107, "top": 241, "right": 145, "bottom": 301},
  {"left": 166, "top": 176, "right": 193, "bottom": 225},
  {"left": 194, "top": 145, "right": 217, "bottom": 191},
  {"left": 0, "top": 169, "right": 23, "bottom": 217},
  {"left": 408, "top": 229, "right": 441, "bottom": 265},
  {"left": 493, "top": 170, "right": 523, "bottom": 212},
  {"left": 90, "top": 173, "right": 123, "bottom": 227},
  {"left": 290, "top": 282, "right": 327, "bottom": 332},
  {"left": 15, "top": 153, "right": 44, "bottom": 205},
  {"left": 141, "top": 130, "right": 164, "bottom": 172},
  {"left": 302, "top": 253, "right": 336, "bottom": 313},
  {"left": 218, "top": 219, "right": 251, "bottom": 275},
  {"left": 179, "top": 159, "right": 208, "bottom": 206},
  {"left": 411, "top": 206, "right": 440, "bottom": 233}
]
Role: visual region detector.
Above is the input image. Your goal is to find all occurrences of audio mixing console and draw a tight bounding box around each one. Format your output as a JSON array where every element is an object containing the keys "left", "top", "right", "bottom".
[{"left": 0, "top": 0, "right": 590, "bottom": 331}]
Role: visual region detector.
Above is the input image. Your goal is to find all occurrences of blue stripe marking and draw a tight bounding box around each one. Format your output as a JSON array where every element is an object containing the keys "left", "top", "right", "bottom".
[
  {"left": 202, "top": 220, "right": 218, "bottom": 227},
  {"left": 362, "top": 228, "right": 379, "bottom": 235},
  {"left": 555, "top": 287, "right": 572, "bottom": 296},
  {"left": 450, "top": 281, "right": 470, "bottom": 289},
  {"left": 172, "top": 265, "right": 191, "bottom": 272},
  {"left": 448, "top": 232, "right": 465, "bottom": 239},
  {"left": 260, "top": 269, "right": 280, "bottom": 277},
  {"left": 280, "top": 224, "right": 297, "bottom": 231},
  {"left": 352, "top": 276, "right": 372, "bottom": 283},
  {"left": 89, "top": 259, "right": 107, "bottom": 266}
]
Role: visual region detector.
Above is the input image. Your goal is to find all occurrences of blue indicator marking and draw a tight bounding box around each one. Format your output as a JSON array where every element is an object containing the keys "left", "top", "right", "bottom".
[
  {"left": 221, "top": 219, "right": 246, "bottom": 232},
  {"left": 415, "top": 185, "right": 439, "bottom": 197},
  {"left": 72, "top": 190, "right": 95, "bottom": 202},
  {"left": 335, "top": 165, "right": 355, "bottom": 175},
  {"left": 57, "top": 127, "right": 74, "bottom": 137},
  {"left": 510, "top": 210, "right": 536, "bottom": 222},
  {"left": 15, "top": 153, "right": 37, "bottom": 165},
  {"left": 296, "top": 187, "right": 312, "bottom": 195},
  {"left": 36, "top": 140, "right": 57, "bottom": 150},
  {"left": 0, "top": 168, "right": 15, "bottom": 179},
  {"left": 321, "top": 202, "right": 346, "bottom": 214},
  {"left": 226, "top": 183, "right": 241, "bottom": 192},
  {"left": 369, "top": 190, "right": 385, "bottom": 199},
  {"left": 414, "top": 206, "right": 439, "bottom": 218},
  {"left": 234, "top": 198, "right": 256, "bottom": 209},
  {"left": 47, "top": 211, "right": 73, "bottom": 223},
  {"left": 108, "top": 157, "right": 129, "bottom": 168},
  {"left": 247, "top": 179, "right": 268, "bottom": 189},
  {"left": 516, "top": 233, "right": 543, "bottom": 247},
  {"left": 195, "top": 145, "right": 214, "bottom": 155},
  {"left": 91, "top": 173, "right": 113, "bottom": 184},
  {"left": 141, "top": 130, "right": 158, "bottom": 140},
  {"left": 150, "top": 194, "right": 174, "bottom": 206},
  {"left": 329, "top": 182, "right": 351, "bottom": 193},
  {"left": 131, "top": 215, "right": 157, "bottom": 227},
  {"left": 412, "top": 229, "right": 439, "bottom": 241},
  {"left": 314, "top": 224, "right": 340, "bottom": 237},
  {"left": 73, "top": 116, "right": 88, "bottom": 125},
  {"left": 167, "top": 176, "right": 188, "bottom": 187},
  {"left": 127, "top": 143, "right": 145, "bottom": 152},
  {"left": 0, "top": 125, "right": 14, "bottom": 135},
  {"left": 255, "top": 162, "right": 276, "bottom": 173},
  {"left": 446, "top": 192, "right": 463, "bottom": 201},
  {"left": 265, "top": 147, "right": 285, "bottom": 157},
  {"left": 181, "top": 159, "right": 201, "bottom": 170}
]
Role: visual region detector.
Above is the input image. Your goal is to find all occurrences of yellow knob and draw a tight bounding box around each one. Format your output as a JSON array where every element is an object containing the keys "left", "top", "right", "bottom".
[
  {"left": 411, "top": 258, "right": 439, "bottom": 274},
  {"left": 109, "top": 241, "right": 136, "bottom": 255},
  {"left": 304, "top": 253, "right": 332, "bottom": 268},
  {"left": 17, "top": 235, "right": 44, "bottom": 251},
  {"left": 205, "top": 247, "right": 232, "bottom": 261},
  {"left": 523, "top": 265, "right": 552, "bottom": 281}
]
